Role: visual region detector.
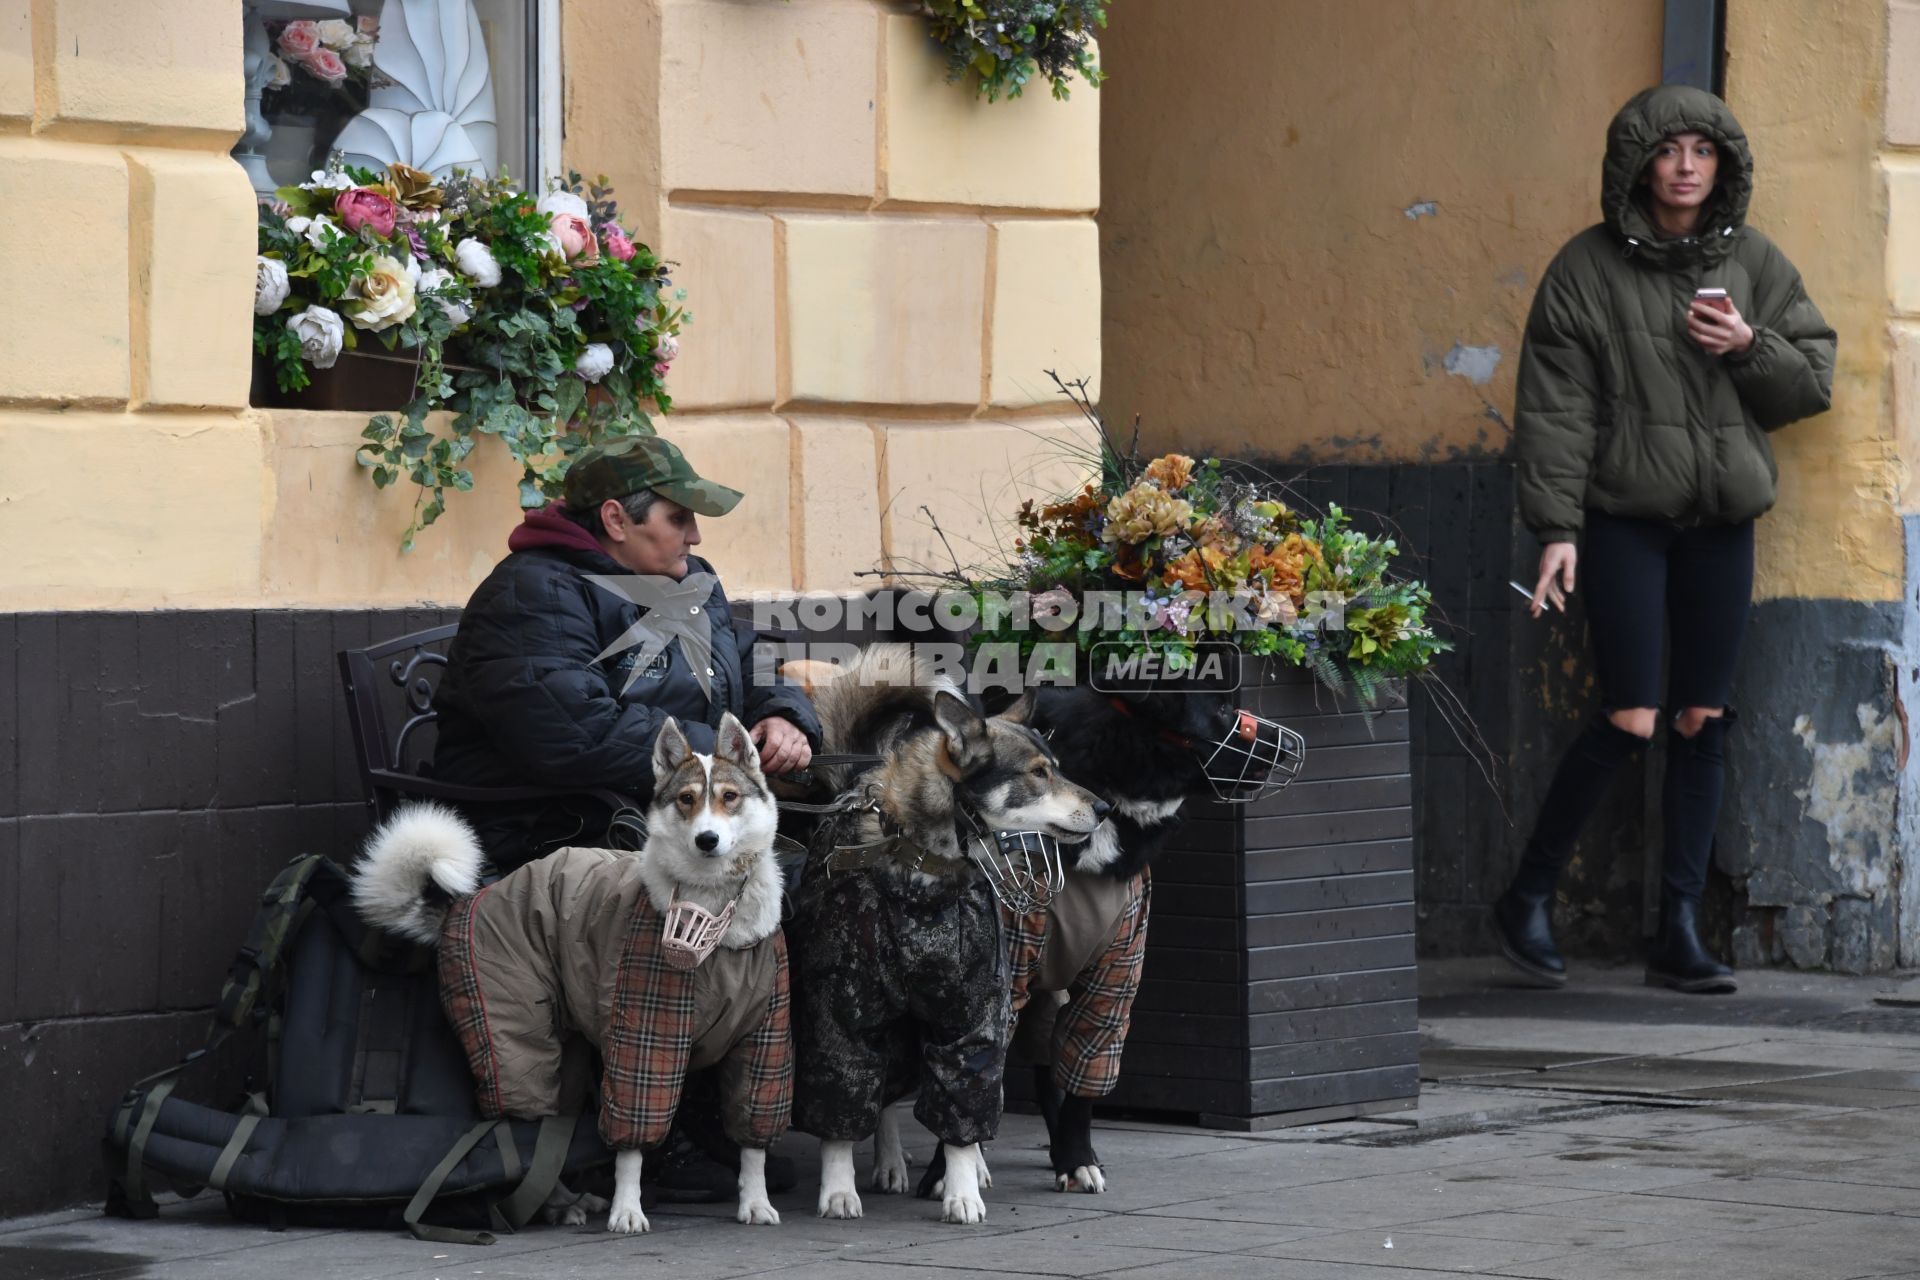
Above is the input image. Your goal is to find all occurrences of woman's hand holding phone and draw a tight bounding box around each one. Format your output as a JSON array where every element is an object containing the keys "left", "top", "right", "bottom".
[{"left": 1687, "top": 287, "right": 1755, "bottom": 356}]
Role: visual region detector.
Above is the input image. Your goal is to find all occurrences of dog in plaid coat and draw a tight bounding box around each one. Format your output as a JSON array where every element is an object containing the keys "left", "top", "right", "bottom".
[
  {"left": 353, "top": 713, "right": 791, "bottom": 1234},
  {"left": 997, "top": 684, "right": 1246, "bottom": 1193}
]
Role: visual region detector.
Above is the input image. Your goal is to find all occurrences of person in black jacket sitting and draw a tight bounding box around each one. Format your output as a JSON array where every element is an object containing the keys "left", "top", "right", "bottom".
[{"left": 431, "top": 433, "right": 821, "bottom": 875}]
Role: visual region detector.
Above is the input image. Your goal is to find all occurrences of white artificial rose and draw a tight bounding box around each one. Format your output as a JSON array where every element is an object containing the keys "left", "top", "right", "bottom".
[
  {"left": 574, "top": 343, "right": 614, "bottom": 383},
  {"left": 314, "top": 18, "right": 355, "bottom": 49},
  {"left": 301, "top": 214, "right": 342, "bottom": 250},
  {"left": 417, "top": 267, "right": 471, "bottom": 326},
  {"left": 453, "top": 237, "right": 502, "bottom": 287},
  {"left": 653, "top": 333, "right": 680, "bottom": 364},
  {"left": 284, "top": 215, "right": 311, "bottom": 236},
  {"left": 342, "top": 38, "right": 374, "bottom": 68},
  {"left": 254, "top": 255, "right": 291, "bottom": 315},
  {"left": 535, "top": 229, "right": 566, "bottom": 263},
  {"left": 287, "top": 305, "right": 345, "bottom": 369},
  {"left": 346, "top": 254, "right": 418, "bottom": 331},
  {"left": 536, "top": 189, "right": 590, "bottom": 221},
  {"left": 267, "top": 55, "right": 293, "bottom": 89}
]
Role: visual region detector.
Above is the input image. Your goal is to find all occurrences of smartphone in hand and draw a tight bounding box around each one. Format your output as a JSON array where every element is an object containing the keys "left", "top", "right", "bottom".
[{"left": 1694, "top": 286, "right": 1732, "bottom": 314}]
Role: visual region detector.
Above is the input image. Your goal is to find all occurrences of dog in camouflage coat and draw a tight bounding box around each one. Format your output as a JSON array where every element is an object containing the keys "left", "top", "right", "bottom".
[{"left": 781, "top": 646, "right": 1106, "bottom": 1225}]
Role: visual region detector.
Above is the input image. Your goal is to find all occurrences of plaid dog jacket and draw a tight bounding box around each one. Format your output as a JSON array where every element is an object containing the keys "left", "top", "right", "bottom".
[
  {"left": 1003, "top": 869, "right": 1150, "bottom": 1100},
  {"left": 438, "top": 846, "right": 792, "bottom": 1151}
]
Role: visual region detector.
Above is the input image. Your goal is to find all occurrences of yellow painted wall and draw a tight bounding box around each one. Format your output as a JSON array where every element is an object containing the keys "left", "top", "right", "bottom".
[
  {"left": 1099, "top": 0, "right": 1663, "bottom": 464},
  {"left": 1100, "top": 0, "right": 1908, "bottom": 605},
  {"left": 1726, "top": 0, "right": 1902, "bottom": 602},
  {"left": 0, "top": 0, "right": 1103, "bottom": 610}
]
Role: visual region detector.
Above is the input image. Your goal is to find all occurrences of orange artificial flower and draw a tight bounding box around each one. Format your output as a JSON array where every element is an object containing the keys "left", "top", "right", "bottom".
[{"left": 1142, "top": 453, "right": 1195, "bottom": 491}]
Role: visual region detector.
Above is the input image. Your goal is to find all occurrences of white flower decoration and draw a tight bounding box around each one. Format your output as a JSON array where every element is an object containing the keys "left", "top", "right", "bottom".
[
  {"left": 536, "top": 189, "right": 590, "bottom": 221},
  {"left": 314, "top": 18, "right": 355, "bottom": 49},
  {"left": 299, "top": 214, "right": 342, "bottom": 250},
  {"left": 305, "top": 169, "right": 354, "bottom": 192},
  {"left": 653, "top": 333, "right": 680, "bottom": 364},
  {"left": 342, "top": 38, "right": 374, "bottom": 69},
  {"left": 286, "top": 305, "right": 345, "bottom": 369},
  {"left": 574, "top": 343, "right": 615, "bottom": 383},
  {"left": 346, "top": 255, "right": 418, "bottom": 332},
  {"left": 453, "top": 237, "right": 502, "bottom": 288},
  {"left": 267, "top": 56, "right": 293, "bottom": 90},
  {"left": 254, "top": 255, "right": 290, "bottom": 316},
  {"left": 417, "top": 267, "right": 471, "bottom": 326}
]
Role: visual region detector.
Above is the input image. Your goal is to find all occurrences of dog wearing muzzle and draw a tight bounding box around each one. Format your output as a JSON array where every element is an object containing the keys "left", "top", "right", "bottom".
[{"left": 350, "top": 712, "right": 790, "bottom": 1234}]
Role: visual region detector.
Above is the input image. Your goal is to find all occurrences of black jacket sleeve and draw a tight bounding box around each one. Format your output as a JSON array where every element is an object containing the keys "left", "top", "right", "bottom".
[
  {"left": 449, "top": 562, "right": 713, "bottom": 792},
  {"left": 734, "top": 617, "right": 822, "bottom": 750}
]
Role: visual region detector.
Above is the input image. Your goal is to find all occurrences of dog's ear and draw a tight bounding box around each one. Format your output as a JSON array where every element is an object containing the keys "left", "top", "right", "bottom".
[
  {"left": 932, "top": 690, "right": 991, "bottom": 773},
  {"left": 652, "top": 717, "right": 692, "bottom": 780},
  {"left": 998, "top": 692, "right": 1034, "bottom": 725},
  {"left": 716, "top": 712, "right": 759, "bottom": 773}
]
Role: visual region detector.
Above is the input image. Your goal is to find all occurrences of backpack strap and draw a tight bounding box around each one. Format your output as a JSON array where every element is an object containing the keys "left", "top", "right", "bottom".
[{"left": 402, "top": 1114, "right": 582, "bottom": 1247}]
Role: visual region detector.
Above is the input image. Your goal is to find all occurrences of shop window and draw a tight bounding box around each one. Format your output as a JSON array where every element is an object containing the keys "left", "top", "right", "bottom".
[{"left": 235, "top": 0, "right": 555, "bottom": 194}]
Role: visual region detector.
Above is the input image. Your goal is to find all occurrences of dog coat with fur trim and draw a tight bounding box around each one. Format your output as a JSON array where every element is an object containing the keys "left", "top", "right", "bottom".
[
  {"left": 436, "top": 846, "right": 792, "bottom": 1151},
  {"left": 786, "top": 861, "right": 1008, "bottom": 1147},
  {"left": 1004, "top": 869, "right": 1149, "bottom": 1100}
]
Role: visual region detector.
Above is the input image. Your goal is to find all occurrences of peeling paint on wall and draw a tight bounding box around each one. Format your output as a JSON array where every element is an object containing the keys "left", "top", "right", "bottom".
[
  {"left": 1791, "top": 703, "right": 1900, "bottom": 899},
  {"left": 1442, "top": 343, "right": 1503, "bottom": 386}
]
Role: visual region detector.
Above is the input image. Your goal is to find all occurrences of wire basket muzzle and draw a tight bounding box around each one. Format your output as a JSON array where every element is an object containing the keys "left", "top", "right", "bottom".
[
  {"left": 1198, "top": 709, "right": 1307, "bottom": 802},
  {"left": 969, "top": 828, "right": 1067, "bottom": 915}
]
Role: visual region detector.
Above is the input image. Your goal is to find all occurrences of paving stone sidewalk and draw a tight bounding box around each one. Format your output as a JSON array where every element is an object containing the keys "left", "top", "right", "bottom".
[{"left": 7, "top": 959, "right": 1920, "bottom": 1279}]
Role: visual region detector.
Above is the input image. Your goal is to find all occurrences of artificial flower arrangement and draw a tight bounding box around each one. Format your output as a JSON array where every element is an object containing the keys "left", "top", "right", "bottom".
[
  {"left": 920, "top": 0, "right": 1107, "bottom": 101},
  {"left": 267, "top": 16, "right": 380, "bottom": 91},
  {"left": 254, "top": 160, "right": 685, "bottom": 549},
  {"left": 971, "top": 384, "right": 1448, "bottom": 703}
]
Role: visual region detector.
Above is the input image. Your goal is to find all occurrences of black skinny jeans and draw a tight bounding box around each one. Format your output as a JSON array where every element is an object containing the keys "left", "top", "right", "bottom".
[{"left": 1512, "top": 511, "right": 1754, "bottom": 904}]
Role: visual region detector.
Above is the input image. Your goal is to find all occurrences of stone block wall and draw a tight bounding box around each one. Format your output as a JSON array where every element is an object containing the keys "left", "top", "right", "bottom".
[
  {"left": 0, "top": 0, "right": 261, "bottom": 610},
  {"left": 573, "top": 0, "right": 1105, "bottom": 593}
]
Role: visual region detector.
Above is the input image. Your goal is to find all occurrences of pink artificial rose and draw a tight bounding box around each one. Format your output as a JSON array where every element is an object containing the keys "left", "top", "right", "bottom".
[
  {"left": 335, "top": 187, "right": 398, "bottom": 238},
  {"left": 302, "top": 47, "right": 349, "bottom": 86},
  {"left": 601, "top": 224, "right": 637, "bottom": 263},
  {"left": 277, "top": 20, "right": 321, "bottom": 57},
  {"left": 550, "top": 212, "right": 599, "bottom": 264},
  {"left": 356, "top": 15, "right": 379, "bottom": 35}
]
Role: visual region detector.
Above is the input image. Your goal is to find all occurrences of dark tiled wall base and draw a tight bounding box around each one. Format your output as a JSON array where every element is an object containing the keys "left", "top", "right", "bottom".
[
  {"left": 0, "top": 608, "right": 460, "bottom": 1219},
  {"left": 1263, "top": 462, "right": 1525, "bottom": 958}
]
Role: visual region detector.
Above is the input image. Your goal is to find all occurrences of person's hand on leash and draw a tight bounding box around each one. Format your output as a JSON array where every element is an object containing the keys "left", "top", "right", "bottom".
[
  {"left": 751, "top": 716, "right": 812, "bottom": 774},
  {"left": 1687, "top": 296, "right": 1755, "bottom": 357},
  {"left": 1531, "top": 542, "right": 1577, "bottom": 618}
]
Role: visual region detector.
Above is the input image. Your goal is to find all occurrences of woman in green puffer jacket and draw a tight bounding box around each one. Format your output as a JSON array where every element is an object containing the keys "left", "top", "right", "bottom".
[{"left": 1494, "top": 85, "right": 1835, "bottom": 994}]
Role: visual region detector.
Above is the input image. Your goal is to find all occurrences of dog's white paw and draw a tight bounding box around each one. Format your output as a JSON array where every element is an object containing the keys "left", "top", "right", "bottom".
[
  {"left": 941, "top": 1188, "right": 987, "bottom": 1225},
  {"left": 818, "top": 1189, "right": 864, "bottom": 1219},
  {"left": 1055, "top": 1165, "right": 1106, "bottom": 1194},
  {"left": 606, "top": 1203, "right": 651, "bottom": 1234},
  {"left": 540, "top": 1184, "right": 607, "bottom": 1226},
  {"left": 737, "top": 1197, "right": 780, "bottom": 1226},
  {"left": 873, "top": 1158, "right": 911, "bottom": 1193}
]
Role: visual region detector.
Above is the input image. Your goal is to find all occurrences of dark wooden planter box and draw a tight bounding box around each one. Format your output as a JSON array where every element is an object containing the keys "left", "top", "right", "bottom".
[
  {"left": 1099, "top": 663, "right": 1418, "bottom": 1130},
  {"left": 250, "top": 350, "right": 428, "bottom": 412}
]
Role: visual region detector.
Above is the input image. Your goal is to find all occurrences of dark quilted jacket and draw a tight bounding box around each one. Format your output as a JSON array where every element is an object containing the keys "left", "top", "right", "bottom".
[
  {"left": 431, "top": 524, "right": 819, "bottom": 867},
  {"left": 1515, "top": 85, "right": 1836, "bottom": 544}
]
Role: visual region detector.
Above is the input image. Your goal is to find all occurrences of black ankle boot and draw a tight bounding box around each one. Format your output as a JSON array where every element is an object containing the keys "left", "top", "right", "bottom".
[
  {"left": 1645, "top": 897, "right": 1737, "bottom": 994},
  {"left": 1493, "top": 887, "right": 1567, "bottom": 987}
]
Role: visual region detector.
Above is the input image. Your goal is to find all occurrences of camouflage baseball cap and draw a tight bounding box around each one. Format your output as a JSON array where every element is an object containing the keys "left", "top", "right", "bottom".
[{"left": 563, "top": 435, "right": 743, "bottom": 517}]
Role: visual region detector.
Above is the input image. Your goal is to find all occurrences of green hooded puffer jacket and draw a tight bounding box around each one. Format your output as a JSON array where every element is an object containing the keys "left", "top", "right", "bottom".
[{"left": 1514, "top": 85, "right": 1836, "bottom": 545}]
